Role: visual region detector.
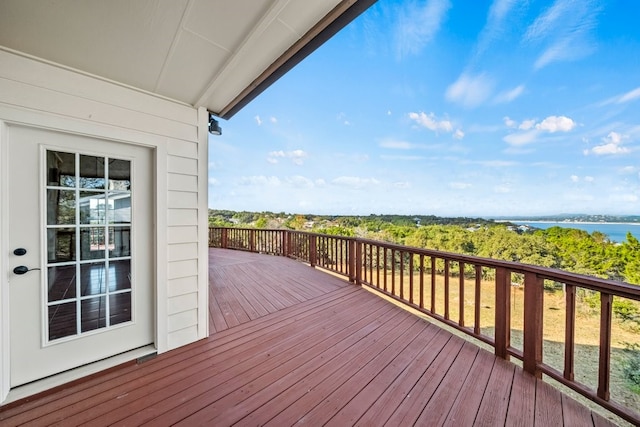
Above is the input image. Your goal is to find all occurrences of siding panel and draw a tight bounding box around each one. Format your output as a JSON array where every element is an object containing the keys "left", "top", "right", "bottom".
[
  {"left": 168, "top": 191, "right": 197, "bottom": 209},
  {"left": 168, "top": 209, "right": 198, "bottom": 226},
  {"left": 168, "top": 243, "right": 198, "bottom": 261},
  {"left": 168, "top": 226, "right": 198, "bottom": 244}
]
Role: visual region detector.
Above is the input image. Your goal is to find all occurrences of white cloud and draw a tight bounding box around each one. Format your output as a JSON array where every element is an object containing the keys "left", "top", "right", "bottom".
[
  {"left": 610, "top": 194, "right": 639, "bottom": 203},
  {"left": 445, "top": 73, "right": 494, "bottom": 108},
  {"left": 503, "top": 116, "right": 517, "bottom": 128},
  {"left": 620, "top": 166, "right": 637, "bottom": 174},
  {"left": 588, "top": 132, "right": 630, "bottom": 155},
  {"left": 337, "top": 112, "right": 350, "bottom": 125},
  {"left": 503, "top": 115, "right": 576, "bottom": 145},
  {"left": 503, "top": 130, "right": 538, "bottom": 146},
  {"left": 332, "top": 176, "right": 381, "bottom": 189},
  {"left": 584, "top": 176, "right": 594, "bottom": 182},
  {"left": 519, "top": 119, "right": 536, "bottom": 130},
  {"left": 315, "top": 178, "right": 326, "bottom": 187},
  {"left": 267, "top": 149, "right": 308, "bottom": 165},
  {"left": 535, "top": 115, "right": 576, "bottom": 132},
  {"left": 379, "top": 140, "right": 414, "bottom": 149},
  {"left": 408, "top": 112, "right": 455, "bottom": 133},
  {"left": 453, "top": 129, "right": 465, "bottom": 140},
  {"left": 208, "top": 177, "right": 220, "bottom": 186},
  {"left": 494, "top": 85, "right": 525, "bottom": 103},
  {"left": 380, "top": 154, "right": 425, "bottom": 161},
  {"left": 286, "top": 175, "right": 314, "bottom": 188},
  {"left": 239, "top": 176, "right": 281, "bottom": 186},
  {"left": 449, "top": 182, "right": 472, "bottom": 189},
  {"left": 570, "top": 175, "right": 579, "bottom": 183},
  {"left": 524, "top": 0, "right": 601, "bottom": 69},
  {"left": 255, "top": 115, "right": 263, "bottom": 126},
  {"left": 618, "top": 87, "right": 640, "bottom": 103},
  {"left": 494, "top": 184, "right": 512, "bottom": 193},
  {"left": 269, "top": 116, "right": 278, "bottom": 124},
  {"left": 395, "top": 0, "right": 451, "bottom": 59},
  {"left": 394, "top": 181, "right": 411, "bottom": 189}
]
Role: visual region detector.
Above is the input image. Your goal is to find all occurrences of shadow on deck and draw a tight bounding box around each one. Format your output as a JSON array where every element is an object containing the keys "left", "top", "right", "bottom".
[{"left": 0, "top": 248, "right": 619, "bottom": 426}]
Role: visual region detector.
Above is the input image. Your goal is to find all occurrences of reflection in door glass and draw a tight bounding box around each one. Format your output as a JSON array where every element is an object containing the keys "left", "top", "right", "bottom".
[
  {"left": 47, "top": 265, "right": 77, "bottom": 301},
  {"left": 79, "top": 155, "right": 105, "bottom": 189},
  {"left": 47, "top": 151, "right": 75, "bottom": 187},
  {"left": 47, "top": 228, "right": 76, "bottom": 263},
  {"left": 46, "top": 150, "right": 133, "bottom": 341},
  {"left": 79, "top": 192, "right": 106, "bottom": 224},
  {"left": 47, "top": 189, "right": 75, "bottom": 225}
]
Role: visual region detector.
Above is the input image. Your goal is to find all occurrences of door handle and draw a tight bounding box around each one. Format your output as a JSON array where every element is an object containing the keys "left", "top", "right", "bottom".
[{"left": 13, "top": 266, "right": 40, "bottom": 275}]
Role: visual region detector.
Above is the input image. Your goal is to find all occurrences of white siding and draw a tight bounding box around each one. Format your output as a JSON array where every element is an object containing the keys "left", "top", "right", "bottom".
[{"left": 0, "top": 49, "right": 209, "bottom": 400}]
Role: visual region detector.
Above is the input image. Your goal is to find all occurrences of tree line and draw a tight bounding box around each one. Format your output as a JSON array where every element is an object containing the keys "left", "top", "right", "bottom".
[{"left": 209, "top": 209, "right": 640, "bottom": 285}]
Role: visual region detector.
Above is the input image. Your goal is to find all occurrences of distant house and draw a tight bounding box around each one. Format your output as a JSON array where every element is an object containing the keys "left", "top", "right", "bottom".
[{"left": 0, "top": 0, "right": 375, "bottom": 404}]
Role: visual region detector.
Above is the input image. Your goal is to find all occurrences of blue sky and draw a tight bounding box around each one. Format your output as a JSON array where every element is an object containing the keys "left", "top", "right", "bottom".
[{"left": 209, "top": 0, "right": 640, "bottom": 217}]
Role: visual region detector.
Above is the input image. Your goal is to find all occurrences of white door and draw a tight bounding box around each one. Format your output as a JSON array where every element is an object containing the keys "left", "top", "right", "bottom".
[{"left": 7, "top": 125, "right": 154, "bottom": 387}]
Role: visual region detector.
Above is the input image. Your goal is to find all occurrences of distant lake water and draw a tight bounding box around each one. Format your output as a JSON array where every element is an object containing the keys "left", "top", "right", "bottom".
[{"left": 510, "top": 221, "right": 640, "bottom": 243}]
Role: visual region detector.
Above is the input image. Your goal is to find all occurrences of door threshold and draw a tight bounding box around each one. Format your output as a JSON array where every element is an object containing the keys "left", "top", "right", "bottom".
[{"left": 3, "top": 345, "right": 156, "bottom": 406}]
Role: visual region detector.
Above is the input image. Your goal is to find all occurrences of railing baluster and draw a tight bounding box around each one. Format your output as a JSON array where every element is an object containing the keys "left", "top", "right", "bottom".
[
  {"left": 409, "top": 253, "right": 414, "bottom": 305},
  {"left": 383, "top": 247, "right": 388, "bottom": 292},
  {"left": 430, "top": 257, "right": 436, "bottom": 313},
  {"left": 391, "top": 249, "right": 396, "bottom": 296},
  {"left": 598, "top": 292, "right": 613, "bottom": 401},
  {"left": 495, "top": 267, "right": 510, "bottom": 360},
  {"left": 459, "top": 261, "right": 465, "bottom": 327},
  {"left": 523, "top": 272, "right": 543, "bottom": 378},
  {"left": 564, "top": 284, "right": 576, "bottom": 381},
  {"left": 474, "top": 265, "right": 481, "bottom": 335},
  {"left": 444, "top": 259, "right": 450, "bottom": 320},
  {"left": 399, "top": 251, "right": 404, "bottom": 300},
  {"left": 419, "top": 254, "right": 424, "bottom": 309}
]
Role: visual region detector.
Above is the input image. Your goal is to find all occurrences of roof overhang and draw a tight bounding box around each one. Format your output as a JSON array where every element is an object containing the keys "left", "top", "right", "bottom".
[{"left": 0, "top": 0, "right": 377, "bottom": 119}]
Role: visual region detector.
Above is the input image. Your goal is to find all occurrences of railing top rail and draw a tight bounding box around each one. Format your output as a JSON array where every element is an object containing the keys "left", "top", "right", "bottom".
[{"left": 209, "top": 227, "right": 640, "bottom": 300}]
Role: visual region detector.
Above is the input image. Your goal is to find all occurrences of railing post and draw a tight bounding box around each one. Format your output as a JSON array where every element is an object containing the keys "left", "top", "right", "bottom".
[
  {"left": 598, "top": 292, "right": 613, "bottom": 401},
  {"left": 309, "top": 234, "right": 316, "bottom": 267},
  {"left": 523, "top": 271, "right": 543, "bottom": 378},
  {"left": 221, "top": 228, "right": 228, "bottom": 249},
  {"left": 355, "top": 240, "right": 362, "bottom": 286},
  {"left": 495, "top": 267, "right": 510, "bottom": 360}
]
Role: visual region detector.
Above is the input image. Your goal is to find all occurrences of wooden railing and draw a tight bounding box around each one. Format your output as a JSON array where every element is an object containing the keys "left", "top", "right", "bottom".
[{"left": 209, "top": 227, "right": 640, "bottom": 425}]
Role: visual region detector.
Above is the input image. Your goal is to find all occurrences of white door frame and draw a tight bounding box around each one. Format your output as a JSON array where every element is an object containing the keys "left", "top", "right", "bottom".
[{"left": 0, "top": 116, "right": 169, "bottom": 403}]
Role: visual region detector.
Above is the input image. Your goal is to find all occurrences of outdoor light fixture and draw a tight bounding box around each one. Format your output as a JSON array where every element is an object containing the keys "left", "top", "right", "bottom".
[{"left": 209, "top": 113, "right": 222, "bottom": 135}]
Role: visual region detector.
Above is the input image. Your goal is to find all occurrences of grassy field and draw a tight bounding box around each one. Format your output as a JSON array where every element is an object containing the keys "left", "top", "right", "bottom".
[{"left": 359, "top": 268, "right": 640, "bottom": 419}]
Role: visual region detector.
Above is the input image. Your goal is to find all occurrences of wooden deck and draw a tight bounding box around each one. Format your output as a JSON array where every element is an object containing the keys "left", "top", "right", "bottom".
[{"left": 0, "top": 248, "right": 620, "bottom": 426}]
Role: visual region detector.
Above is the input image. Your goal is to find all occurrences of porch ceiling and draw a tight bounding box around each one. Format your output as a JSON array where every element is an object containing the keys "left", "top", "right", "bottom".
[{"left": 0, "top": 0, "right": 375, "bottom": 119}]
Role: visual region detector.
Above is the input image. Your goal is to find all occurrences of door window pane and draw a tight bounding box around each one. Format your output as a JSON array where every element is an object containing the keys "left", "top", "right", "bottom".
[
  {"left": 109, "top": 226, "right": 131, "bottom": 257},
  {"left": 80, "top": 262, "right": 106, "bottom": 296},
  {"left": 109, "top": 260, "right": 131, "bottom": 291},
  {"left": 48, "top": 265, "right": 77, "bottom": 301},
  {"left": 49, "top": 302, "right": 77, "bottom": 340},
  {"left": 47, "top": 189, "right": 75, "bottom": 225},
  {"left": 79, "top": 155, "right": 105, "bottom": 189},
  {"left": 47, "top": 228, "right": 76, "bottom": 263},
  {"left": 108, "top": 159, "right": 130, "bottom": 190},
  {"left": 108, "top": 194, "right": 131, "bottom": 224},
  {"left": 81, "top": 296, "right": 106, "bottom": 332},
  {"left": 110, "top": 293, "right": 132, "bottom": 325},
  {"left": 80, "top": 227, "right": 105, "bottom": 260},
  {"left": 79, "top": 192, "right": 106, "bottom": 224},
  {"left": 47, "top": 151, "right": 75, "bottom": 187}
]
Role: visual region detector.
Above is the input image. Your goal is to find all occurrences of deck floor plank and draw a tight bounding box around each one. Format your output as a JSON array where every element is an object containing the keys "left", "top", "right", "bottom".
[{"left": 0, "top": 248, "right": 622, "bottom": 426}]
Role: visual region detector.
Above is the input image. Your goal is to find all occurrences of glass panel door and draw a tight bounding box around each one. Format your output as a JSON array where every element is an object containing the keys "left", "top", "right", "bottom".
[{"left": 46, "top": 150, "right": 133, "bottom": 341}]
